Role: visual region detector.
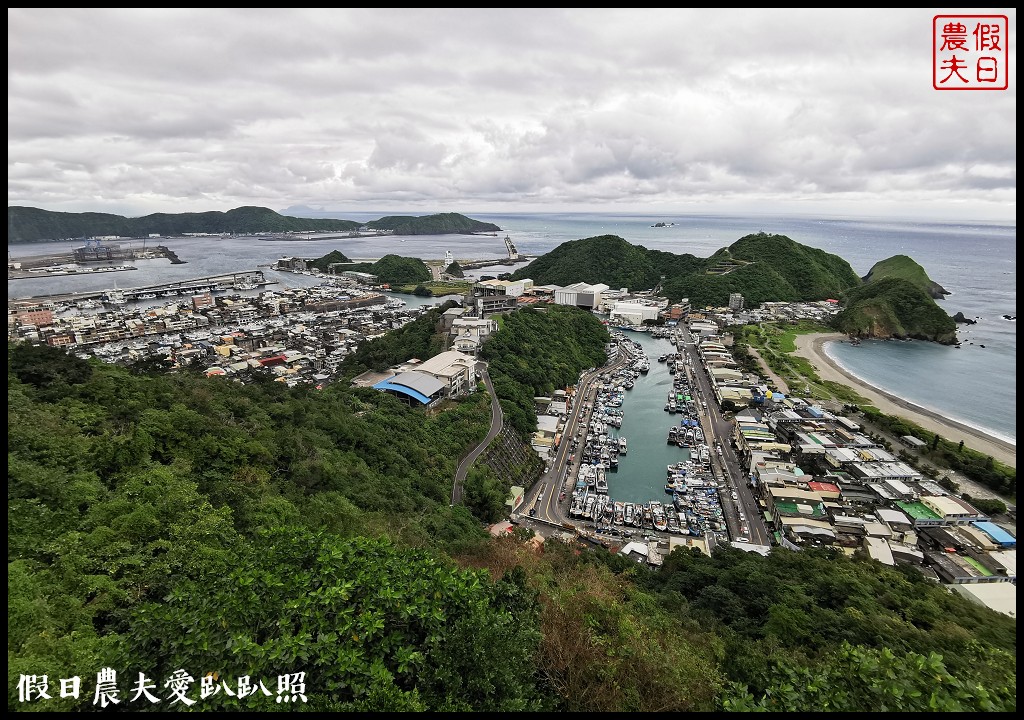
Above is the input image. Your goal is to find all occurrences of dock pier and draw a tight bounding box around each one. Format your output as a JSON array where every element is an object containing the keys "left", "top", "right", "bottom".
[{"left": 8, "top": 270, "right": 271, "bottom": 308}]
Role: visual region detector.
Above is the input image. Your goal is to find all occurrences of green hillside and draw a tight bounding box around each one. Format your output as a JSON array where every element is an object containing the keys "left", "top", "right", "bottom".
[
  {"left": 862, "top": 254, "right": 950, "bottom": 299},
  {"left": 832, "top": 276, "right": 958, "bottom": 344},
  {"left": 307, "top": 249, "right": 352, "bottom": 273},
  {"left": 7, "top": 207, "right": 500, "bottom": 243},
  {"left": 663, "top": 233, "right": 862, "bottom": 307},
  {"left": 509, "top": 234, "right": 662, "bottom": 289},
  {"left": 341, "top": 253, "right": 432, "bottom": 285},
  {"left": 6, "top": 205, "right": 361, "bottom": 242},
  {"left": 366, "top": 212, "right": 500, "bottom": 235},
  {"left": 512, "top": 232, "right": 862, "bottom": 307}
]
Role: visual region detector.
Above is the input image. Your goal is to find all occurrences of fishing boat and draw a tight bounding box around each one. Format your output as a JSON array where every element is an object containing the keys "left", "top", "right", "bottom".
[
  {"left": 601, "top": 499, "right": 615, "bottom": 525},
  {"left": 666, "top": 510, "right": 682, "bottom": 534},
  {"left": 613, "top": 501, "right": 625, "bottom": 525},
  {"left": 618, "top": 436, "right": 627, "bottom": 454},
  {"left": 570, "top": 494, "right": 584, "bottom": 517},
  {"left": 623, "top": 502, "right": 635, "bottom": 526},
  {"left": 103, "top": 287, "right": 127, "bottom": 306},
  {"left": 650, "top": 501, "right": 668, "bottom": 532}
]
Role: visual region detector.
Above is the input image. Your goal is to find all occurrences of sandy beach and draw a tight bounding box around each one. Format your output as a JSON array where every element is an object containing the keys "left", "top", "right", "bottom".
[{"left": 793, "top": 333, "right": 1016, "bottom": 468}]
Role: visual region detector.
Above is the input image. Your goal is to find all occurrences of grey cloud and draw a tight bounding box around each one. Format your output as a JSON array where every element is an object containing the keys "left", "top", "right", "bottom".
[{"left": 6, "top": 8, "right": 1016, "bottom": 221}]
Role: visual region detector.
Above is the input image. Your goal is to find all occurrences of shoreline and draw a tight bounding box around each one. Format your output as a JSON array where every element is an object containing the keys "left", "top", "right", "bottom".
[{"left": 792, "top": 333, "right": 1016, "bottom": 468}]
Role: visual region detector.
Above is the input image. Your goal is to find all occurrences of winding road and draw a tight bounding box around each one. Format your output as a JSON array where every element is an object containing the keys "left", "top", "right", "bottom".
[{"left": 452, "top": 366, "right": 502, "bottom": 505}]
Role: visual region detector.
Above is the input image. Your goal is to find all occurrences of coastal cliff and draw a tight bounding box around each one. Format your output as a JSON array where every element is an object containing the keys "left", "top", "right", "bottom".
[{"left": 831, "top": 276, "right": 958, "bottom": 344}]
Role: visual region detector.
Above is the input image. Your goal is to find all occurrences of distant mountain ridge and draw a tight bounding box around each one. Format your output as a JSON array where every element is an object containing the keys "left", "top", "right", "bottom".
[{"left": 6, "top": 206, "right": 499, "bottom": 243}]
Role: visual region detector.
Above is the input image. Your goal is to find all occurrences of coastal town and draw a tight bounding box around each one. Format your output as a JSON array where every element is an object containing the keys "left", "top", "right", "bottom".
[
  {"left": 8, "top": 9, "right": 1016, "bottom": 711},
  {"left": 512, "top": 323, "right": 1014, "bottom": 617},
  {"left": 7, "top": 255, "right": 1015, "bottom": 619}
]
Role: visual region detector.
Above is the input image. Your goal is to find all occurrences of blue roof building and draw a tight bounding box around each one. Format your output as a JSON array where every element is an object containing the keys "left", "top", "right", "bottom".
[
  {"left": 971, "top": 520, "right": 1017, "bottom": 548},
  {"left": 373, "top": 371, "right": 447, "bottom": 405}
]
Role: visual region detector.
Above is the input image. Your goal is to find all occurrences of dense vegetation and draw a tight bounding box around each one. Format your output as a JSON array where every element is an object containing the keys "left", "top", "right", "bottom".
[
  {"left": 8, "top": 207, "right": 500, "bottom": 243},
  {"left": 7, "top": 206, "right": 361, "bottom": 243},
  {"left": 445, "top": 260, "right": 465, "bottom": 278},
  {"left": 511, "top": 233, "right": 862, "bottom": 308},
  {"left": 8, "top": 341, "right": 504, "bottom": 710},
  {"left": 366, "top": 212, "right": 500, "bottom": 236},
  {"left": 307, "top": 249, "right": 352, "bottom": 272},
  {"left": 510, "top": 235, "right": 663, "bottom": 290},
  {"left": 481, "top": 306, "right": 610, "bottom": 439},
  {"left": 8, "top": 309, "right": 1014, "bottom": 711},
  {"left": 862, "top": 254, "right": 950, "bottom": 299},
  {"left": 832, "top": 277, "right": 958, "bottom": 344},
  {"left": 663, "top": 233, "right": 862, "bottom": 308},
  {"left": 343, "top": 254, "right": 432, "bottom": 285}
]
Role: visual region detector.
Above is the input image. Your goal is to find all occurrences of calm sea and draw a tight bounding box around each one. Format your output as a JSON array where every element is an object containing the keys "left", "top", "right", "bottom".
[{"left": 8, "top": 212, "right": 1015, "bottom": 443}]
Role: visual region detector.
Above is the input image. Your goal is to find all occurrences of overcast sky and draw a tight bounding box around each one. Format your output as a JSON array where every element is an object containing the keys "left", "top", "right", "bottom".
[{"left": 7, "top": 8, "right": 1016, "bottom": 222}]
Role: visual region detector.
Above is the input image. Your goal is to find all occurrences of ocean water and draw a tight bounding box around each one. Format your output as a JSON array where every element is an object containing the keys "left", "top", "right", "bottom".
[{"left": 8, "top": 212, "right": 1015, "bottom": 442}]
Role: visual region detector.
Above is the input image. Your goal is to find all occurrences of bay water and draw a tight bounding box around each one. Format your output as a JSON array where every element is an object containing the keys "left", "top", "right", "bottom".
[{"left": 8, "top": 212, "right": 1015, "bottom": 443}]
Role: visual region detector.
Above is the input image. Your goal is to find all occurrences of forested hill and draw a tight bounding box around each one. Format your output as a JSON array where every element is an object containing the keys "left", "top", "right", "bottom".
[
  {"left": 832, "top": 276, "right": 959, "bottom": 344},
  {"left": 861, "top": 254, "right": 951, "bottom": 299},
  {"left": 508, "top": 234, "right": 667, "bottom": 290},
  {"left": 511, "top": 232, "right": 862, "bottom": 307},
  {"left": 365, "top": 212, "right": 500, "bottom": 235},
  {"left": 662, "top": 232, "right": 862, "bottom": 307},
  {"left": 511, "top": 233, "right": 958, "bottom": 344},
  {"left": 6, "top": 206, "right": 498, "bottom": 243}
]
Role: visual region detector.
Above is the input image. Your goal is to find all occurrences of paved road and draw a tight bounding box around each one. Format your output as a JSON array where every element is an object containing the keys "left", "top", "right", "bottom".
[
  {"left": 452, "top": 367, "right": 502, "bottom": 505},
  {"left": 677, "top": 330, "right": 771, "bottom": 546},
  {"left": 525, "top": 348, "right": 629, "bottom": 525}
]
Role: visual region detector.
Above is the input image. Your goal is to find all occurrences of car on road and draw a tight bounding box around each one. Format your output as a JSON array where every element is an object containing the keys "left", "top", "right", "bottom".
[{"left": 731, "top": 491, "right": 738, "bottom": 500}]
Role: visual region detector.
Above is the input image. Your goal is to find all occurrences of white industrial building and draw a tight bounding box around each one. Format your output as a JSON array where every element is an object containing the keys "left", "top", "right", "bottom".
[
  {"left": 553, "top": 282, "right": 610, "bottom": 310},
  {"left": 608, "top": 299, "right": 661, "bottom": 326},
  {"left": 474, "top": 278, "right": 534, "bottom": 297}
]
